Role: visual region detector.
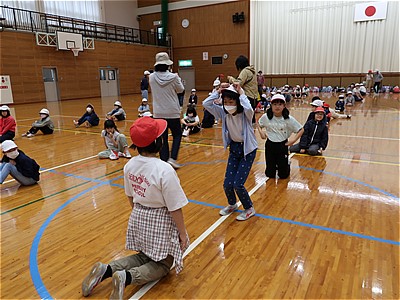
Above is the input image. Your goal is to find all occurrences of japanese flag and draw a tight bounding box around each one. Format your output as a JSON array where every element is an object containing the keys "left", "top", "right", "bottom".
[{"left": 354, "top": 2, "right": 388, "bottom": 22}]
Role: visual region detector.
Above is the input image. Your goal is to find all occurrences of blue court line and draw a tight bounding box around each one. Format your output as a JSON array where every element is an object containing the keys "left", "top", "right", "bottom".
[
  {"left": 30, "top": 172, "right": 400, "bottom": 299},
  {"left": 187, "top": 199, "right": 400, "bottom": 246},
  {"left": 30, "top": 182, "right": 106, "bottom": 300},
  {"left": 296, "top": 165, "right": 399, "bottom": 200}
]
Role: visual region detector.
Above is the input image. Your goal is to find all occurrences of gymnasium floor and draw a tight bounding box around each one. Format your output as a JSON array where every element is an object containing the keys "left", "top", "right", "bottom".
[{"left": 1, "top": 92, "right": 399, "bottom": 299}]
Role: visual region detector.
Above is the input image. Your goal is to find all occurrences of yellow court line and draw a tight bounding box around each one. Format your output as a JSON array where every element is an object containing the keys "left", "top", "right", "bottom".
[{"left": 181, "top": 141, "right": 399, "bottom": 167}]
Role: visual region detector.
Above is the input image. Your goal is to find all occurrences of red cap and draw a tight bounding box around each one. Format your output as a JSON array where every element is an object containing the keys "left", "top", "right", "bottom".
[
  {"left": 130, "top": 117, "right": 167, "bottom": 148},
  {"left": 315, "top": 107, "right": 325, "bottom": 113},
  {"left": 323, "top": 103, "right": 330, "bottom": 108}
]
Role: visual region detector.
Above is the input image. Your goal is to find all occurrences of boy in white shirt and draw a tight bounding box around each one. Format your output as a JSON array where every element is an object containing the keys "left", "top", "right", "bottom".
[{"left": 82, "top": 117, "right": 189, "bottom": 299}]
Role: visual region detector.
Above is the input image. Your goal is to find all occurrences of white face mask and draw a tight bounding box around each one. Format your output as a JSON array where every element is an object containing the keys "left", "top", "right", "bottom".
[
  {"left": 225, "top": 105, "right": 237, "bottom": 114},
  {"left": 187, "top": 114, "right": 194, "bottom": 117},
  {"left": 6, "top": 150, "right": 19, "bottom": 159},
  {"left": 86, "top": 107, "right": 92, "bottom": 113},
  {"left": 40, "top": 114, "right": 47, "bottom": 119}
]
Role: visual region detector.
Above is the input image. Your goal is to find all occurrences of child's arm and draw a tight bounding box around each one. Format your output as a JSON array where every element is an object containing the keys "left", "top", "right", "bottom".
[
  {"left": 170, "top": 208, "right": 189, "bottom": 251},
  {"left": 286, "top": 128, "right": 304, "bottom": 146},
  {"left": 255, "top": 122, "right": 267, "bottom": 139},
  {"left": 127, "top": 196, "right": 134, "bottom": 208}
]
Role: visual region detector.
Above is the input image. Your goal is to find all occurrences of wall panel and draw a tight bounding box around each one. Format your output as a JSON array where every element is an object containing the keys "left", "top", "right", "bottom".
[{"left": 0, "top": 31, "right": 167, "bottom": 104}]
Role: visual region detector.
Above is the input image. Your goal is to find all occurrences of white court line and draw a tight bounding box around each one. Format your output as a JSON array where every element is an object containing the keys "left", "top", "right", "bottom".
[
  {"left": 130, "top": 176, "right": 271, "bottom": 299},
  {"left": 329, "top": 134, "right": 400, "bottom": 141},
  {"left": 2, "top": 155, "right": 97, "bottom": 184}
]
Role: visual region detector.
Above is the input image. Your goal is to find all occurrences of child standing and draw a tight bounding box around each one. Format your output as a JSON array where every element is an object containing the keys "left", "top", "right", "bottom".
[
  {"left": 257, "top": 94, "right": 304, "bottom": 179},
  {"left": 188, "top": 89, "right": 198, "bottom": 107},
  {"left": 0, "top": 140, "right": 40, "bottom": 185},
  {"left": 203, "top": 83, "right": 258, "bottom": 221},
  {"left": 0, "top": 105, "right": 16, "bottom": 143},
  {"left": 106, "top": 101, "right": 126, "bottom": 121},
  {"left": 98, "top": 120, "right": 131, "bottom": 160},
  {"left": 73, "top": 104, "right": 100, "bottom": 128},
  {"left": 289, "top": 107, "right": 328, "bottom": 156},
  {"left": 82, "top": 117, "right": 189, "bottom": 299},
  {"left": 181, "top": 106, "right": 201, "bottom": 136},
  {"left": 22, "top": 108, "right": 54, "bottom": 137}
]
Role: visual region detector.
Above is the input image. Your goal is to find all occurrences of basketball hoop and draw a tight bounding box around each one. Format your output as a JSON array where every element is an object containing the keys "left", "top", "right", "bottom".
[{"left": 70, "top": 48, "right": 80, "bottom": 57}]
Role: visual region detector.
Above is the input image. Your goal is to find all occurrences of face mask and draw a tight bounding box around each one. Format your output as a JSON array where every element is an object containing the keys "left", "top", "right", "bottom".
[
  {"left": 6, "top": 150, "right": 19, "bottom": 159},
  {"left": 187, "top": 114, "right": 194, "bottom": 117},
  {"left": 40, "top": 114, "right": 47, "bottom": 119},
  {"left": 86, "top": 107, "right": 92, "bottom": 113},
  {"left": 225, "top": 105, "right": 237, "bottom": 114}
]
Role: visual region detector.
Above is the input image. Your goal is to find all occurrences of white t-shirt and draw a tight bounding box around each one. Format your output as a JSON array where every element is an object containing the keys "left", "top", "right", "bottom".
[
  {"left": 101, "top": 130, "right": 120, "bottom": 150},
  {"left": 124, "top": 155, "right": 188, "bottom": 211},
  {"left": 258, "top": 114, "right": 302, "bottom": 142},
  {"left": 226, "top": 113, "right": 244, "bottom": 142}
]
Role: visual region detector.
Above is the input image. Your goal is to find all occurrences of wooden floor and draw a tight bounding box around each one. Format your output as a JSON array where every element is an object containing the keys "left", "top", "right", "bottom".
[{"left": 1, "top": 92, "right": 399, "bottom": 299}]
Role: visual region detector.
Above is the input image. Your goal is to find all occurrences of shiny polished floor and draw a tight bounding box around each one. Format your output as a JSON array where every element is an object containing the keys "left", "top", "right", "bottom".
[{"left": 1, "top": 92, "right": 399, "bottom": 299}]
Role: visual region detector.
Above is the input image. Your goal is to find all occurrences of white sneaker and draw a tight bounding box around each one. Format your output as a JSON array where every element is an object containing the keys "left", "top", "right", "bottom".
[
  {"left": 118, "top": 151, "right": 125, "bottom": 157},
  {"left": 21, "top": 132, "right": 28, "bottom": 137},
  {"left": 124, "top": 150, "right": 131, "bottom": 158},
  {"left": 236, "top": 207, "right": 256, "bottom": 221},
  {"left": 109, "top": 271, "right": 126, "bottom": 300},
  {"left": 167, "top": 158, "right": 182, "bottom": 169},
  {"left": 109, "top": 151, "right": 119, "bottom": 160},
  {"left": 27, "top": 133, "right": 35, "bottom": 138},
  {"left": 219, "top": 203, "right": 238, "bottom": 216}
]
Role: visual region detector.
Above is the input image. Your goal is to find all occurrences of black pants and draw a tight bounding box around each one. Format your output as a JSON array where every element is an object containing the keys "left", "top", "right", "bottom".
[
  {"left": 265, "top": 139, "right": 290, "bottom": 179},
  {"left": 29, "top": 126, "right": 54, "bottom": 135},
  {"left": 247, "top": 97, "right": 256, "bottom": 124},
  {"left": 0, "top": 130, "right": 15, "bottom": 143},
  {"left": 159, "top": 118, "right": 182, "bottom": 161},
  {"left": 373, "top": 82, "right": 381, "bottom": 93}
]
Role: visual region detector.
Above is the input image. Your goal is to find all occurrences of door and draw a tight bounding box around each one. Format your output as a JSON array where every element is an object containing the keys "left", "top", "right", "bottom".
[
  {"left": 42, "top": 67, "right": 60, "bottom": 102},
  {"left": 99, "top": 68, "right": 119, "bottom": 97},
  {"left": 178, "top": 68, "right": 195, "bottom": 94}
]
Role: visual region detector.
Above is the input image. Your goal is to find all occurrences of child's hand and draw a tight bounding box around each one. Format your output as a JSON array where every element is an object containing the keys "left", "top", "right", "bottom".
[
  {"left": 300, "top": 149, "right": 306, "bottom": 153},
  {"left": 179, "top": 232, "right": 190, "bottom": 252}
]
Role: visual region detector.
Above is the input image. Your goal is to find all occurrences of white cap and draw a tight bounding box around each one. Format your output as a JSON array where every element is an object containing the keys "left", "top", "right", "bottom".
[
  {"left": 276, "top": 89, "right": 282, "bottom": 93},
  {"left": 39, "top": 108, "right": 49, "bottom": 115},
  {"left": 347, "top": 91, "right": 353, "bottom": 94},
  {"left": 142, "top": 98, "right": 148, "bottom": 102},
  {"left": 339, "top": 94, "right": 345, "bottom": 98},
  {"left": 142, "top": 111, "right": 152, "bottom": 117},
  {"left": 271, "top": 94, "right": 286, "bottom": 103},
  {"left": 144, "top": 70, "right": 150, "bottom": 75},
  {"left": 224, "top": 84, "right": 239, "bottom": 94},
  {"left": 213, "top": 79, "right": 221, "bottom": 87},
  {"left": 1, "top": 140, "right": 17, "bottom": 152},
  {"left": 355, "top": 83, "right": 360, "bottom": 86},
  {"left": 191, "top": 88, "right": 196, "bottom": 92},
  {"left": 261, "top": 94, "right": 266, "bottom": 98},
  {"left": 114, "top": 101, "right": 122, "bottom": 106},
  {"left": 0, "top": 105, "right": 10, "bottom": 111},
  {"left": 310, "top": 99, "right": 324, "bottom": 107}
]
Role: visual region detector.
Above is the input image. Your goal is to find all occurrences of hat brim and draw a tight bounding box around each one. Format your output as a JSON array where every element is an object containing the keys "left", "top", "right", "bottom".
[{"left": 154, "top": 59, "right": 173, "bottom": 66}]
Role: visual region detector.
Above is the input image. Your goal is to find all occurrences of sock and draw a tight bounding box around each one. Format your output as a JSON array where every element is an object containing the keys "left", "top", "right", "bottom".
[
  {"left": 125, "top": 271, "right": 132, "bottom": 287},
  {"left": 101, "top": 265, "right": 112, "bottom": 282}
]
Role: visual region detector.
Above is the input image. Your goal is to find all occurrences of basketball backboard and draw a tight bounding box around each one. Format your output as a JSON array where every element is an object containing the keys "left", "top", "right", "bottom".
[{"left": 56, "top": 31, "right": 83, "bottom": 51}]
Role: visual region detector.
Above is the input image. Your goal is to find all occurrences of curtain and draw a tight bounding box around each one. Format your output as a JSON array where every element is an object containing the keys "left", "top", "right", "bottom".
[
  {"left": 2, "top": 0, "right": 103, "bottom": 22},
  {"left": 250, "top": 1, "right": 399, "bottom": 74}
]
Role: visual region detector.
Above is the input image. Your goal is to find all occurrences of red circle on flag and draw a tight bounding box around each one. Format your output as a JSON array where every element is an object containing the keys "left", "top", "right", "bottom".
[{"left": 365, "top": 6, "right": 376, "bottom": 17}]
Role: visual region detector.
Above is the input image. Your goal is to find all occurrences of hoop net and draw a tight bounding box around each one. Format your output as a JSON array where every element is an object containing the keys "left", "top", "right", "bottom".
[{"left": 70, "top": 48, "right": 80, "bottom": 57}]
